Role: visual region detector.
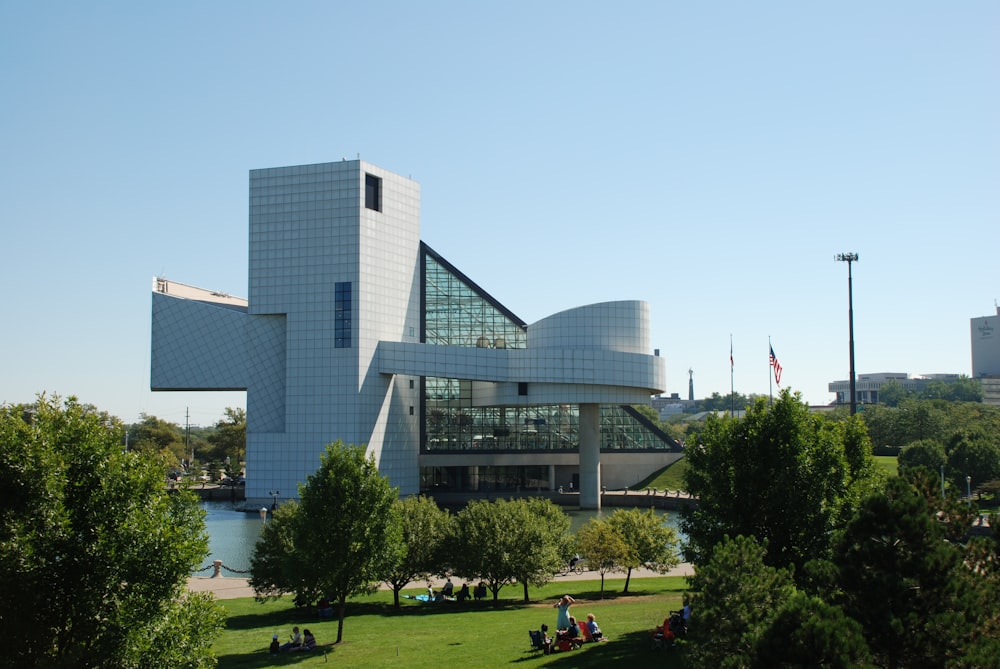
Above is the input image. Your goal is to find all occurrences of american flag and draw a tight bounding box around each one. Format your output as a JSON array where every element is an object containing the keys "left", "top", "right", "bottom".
[{"left": 769, "top": 345, "right": 783, "bottom": 386}]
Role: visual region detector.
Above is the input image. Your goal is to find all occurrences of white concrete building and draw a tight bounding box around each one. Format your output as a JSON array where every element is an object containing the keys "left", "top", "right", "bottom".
[
  {"left": 972, "top": 306, "right": 1000, "bottom": 379},
  {"left": 150, "top": 160, "right": 676, "bottom": 509}
]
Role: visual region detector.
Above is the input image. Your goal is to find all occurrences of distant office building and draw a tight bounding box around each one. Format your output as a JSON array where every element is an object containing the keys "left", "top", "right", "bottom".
[
  {"left": 150, "top": 160, "right": 677, "bottom": 510},
  {"left": 828, "top": 372, "right": 962, "bottom": 406},
  {"left": 972, "top": 306, "right": 1000, "bottom": 378}
]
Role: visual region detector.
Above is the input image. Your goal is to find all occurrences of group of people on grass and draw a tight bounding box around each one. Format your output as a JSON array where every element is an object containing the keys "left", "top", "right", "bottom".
[
  {"left": 421, "top": 578, "right": 488, "bottom": 603},
  {"left": 536, "top": 594, "right": 608, "bottom": 654},
  {"left": 270, "top": 626, "right": 317, "bottom": 654}
]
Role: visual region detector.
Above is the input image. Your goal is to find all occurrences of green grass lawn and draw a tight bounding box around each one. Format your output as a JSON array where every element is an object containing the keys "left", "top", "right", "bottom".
[
  {"left": 633, "top": 458, "right": 688, "bottom": 492},
  {"left": 874, "top": 455, "right": 898, "bottom": 477},
  {"left": 213, "top": 577, "right": 691, "bottom": 668}
]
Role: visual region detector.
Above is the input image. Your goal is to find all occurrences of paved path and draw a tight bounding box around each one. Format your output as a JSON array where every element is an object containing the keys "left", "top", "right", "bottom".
[{"left": 187, "top": 562, "right": 694, "bottom": 600}]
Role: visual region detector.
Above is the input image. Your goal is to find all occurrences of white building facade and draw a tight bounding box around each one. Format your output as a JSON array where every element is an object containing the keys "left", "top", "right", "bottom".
[
  {"left": 972, "top": 307, "right": 1000, "bottom": 379},
  {"left": 151, "top": 160, "right": 675, "bottom": 509}
]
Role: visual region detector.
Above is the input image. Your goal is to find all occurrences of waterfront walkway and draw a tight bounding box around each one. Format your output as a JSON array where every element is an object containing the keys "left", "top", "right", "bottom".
[{"left": 187, "top": 562, "right": 694, "bottom": 600}]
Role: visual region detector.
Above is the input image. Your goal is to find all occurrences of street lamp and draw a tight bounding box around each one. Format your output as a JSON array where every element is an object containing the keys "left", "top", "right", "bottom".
[
  {"left": 259, "top": 507, "right": 268, "bottom": 523},
  {"left": 269, "top": 490, "right": 280, "bottom": 511},
  {"left": 835, "top": 252, "right": 859, "bottom": 415},
  {"left": 966, "top": 476, "right": 972, "bottom": 506}
]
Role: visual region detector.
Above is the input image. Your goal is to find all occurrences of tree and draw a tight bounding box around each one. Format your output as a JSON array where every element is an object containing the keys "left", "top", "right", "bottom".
[
  {"left": 128, "top": 413, "right": 186, "bottom": 464},
  {"left": 574, "top": 518, "right": 631, "bottom": 598},
  {"left": 0, "top": 395, "right": 225, "bottom": 668},
  {"left": 752, "top": 592, "right": 874, "bottom": 669},
  {"left": 449, "top": 498, "right": 566, "bottom": 603},
  {"left": 249, "top": 441, "right": 403, "bottom": 643},
  {"left": 606, "top": 507, "right": 680, "bottom": 593},
  {"left": 686, "top": 535, "right": 796, "bottom": 669},
  {"left": 205, "top": 407, "right": 245, "bottom": 474},
  {"left": 510, "top": 498, "right": 570, "bottom": 602},
  {"left": 921, "top": 376, "right": 983, "bottom": 403},
  {"left": 682, "top": 390, "right": 881, "bottom": 579},
  {"left": 898, "top": 438, "right": 947, "bottom": 476},
  {"left": 946, "top": 429, "right": 1000, "bottom": 495},
  {"left": 833, "top": 477, "right": 981, "bottom": 668},
  {"left": 877, "top": 379, "right": 913, "bottom": 408},
  {"left": 384, "top": 495, "right": 453, "bottom": 608}
]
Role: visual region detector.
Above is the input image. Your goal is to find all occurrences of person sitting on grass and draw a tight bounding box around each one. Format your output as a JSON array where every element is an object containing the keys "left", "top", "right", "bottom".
[
  {"left": 558, "top": 616, "right": 581, "bottom": 642},
  {"left": 585, "top": 613, "right": 607, "bottom": 641},
  {"left": 269, "top": 634, "right": 280, "bottom": 655},
  {"left": 456, "top": 582, "right": 471, "bottom": 602},
  {"left": 279, "top": 626, "right": 302, "bottom": 652},
  {"left": 293, "top": 629, "right": 317, "bottom": 652}
]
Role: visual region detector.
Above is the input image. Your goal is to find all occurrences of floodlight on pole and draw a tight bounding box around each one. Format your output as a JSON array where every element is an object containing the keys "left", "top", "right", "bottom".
[{"left": 835, "top": 252, "right": 859, "bottom": 415}]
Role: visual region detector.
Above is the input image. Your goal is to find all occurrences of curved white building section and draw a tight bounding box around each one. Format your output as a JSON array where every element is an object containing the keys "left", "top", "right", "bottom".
[{"left": 528, "top": 301, "right": 650, "bottom": 355}]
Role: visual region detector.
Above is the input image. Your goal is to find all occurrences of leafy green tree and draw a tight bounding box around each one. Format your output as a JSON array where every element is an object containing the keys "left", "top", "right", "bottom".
[
  {"left": 510, "top": 498, "right": 571, "bottom": 602},
  {"left": 682, "top": 390, "right": 880, "bottom": 579},
  {"left": 898, "top": 438, "right": 947, "bottom": 476},
  {"left": 0, "top": 395, "right": 225, "bottom": 669},
  {"left": 878, "top": 379, "right": 913, "bottom": 407},
  {"left": 686, "top": 535, "right": 796, "bottom": 669},
  {"left": 833, "top": 477, "right": 981, "bottom": 668},
  {"left": 449, "top": 498, "right": 565, "bottom": 603},
  {"left": 699, "top": 391, "right": 751, "bottom": 413},
  {"left": 574, "top": 518, "right": 631, "bottom": 598},
  {"left": 128, "top": 413, "right": 186, "bottom": 463},
  {"left": 205, "top": 407, "right": 245, "bottom": 473},
  {"left": 249, "top": 441, "right": 403, "bottom": 643},
  {"left": 921, "top": 377, "right": 983, "bottom": 402},
  {"left": 384, "top": 495, "right": 453, "bottom": 607},
  {"left": 606, "top": 507, "right": 680, "bottom": 593},
  {"left": 751, "top": 592, "right": 874, "bottom": 669},
  {"left": 946, "top": 429, "right": 1000, "bottom": 495}
]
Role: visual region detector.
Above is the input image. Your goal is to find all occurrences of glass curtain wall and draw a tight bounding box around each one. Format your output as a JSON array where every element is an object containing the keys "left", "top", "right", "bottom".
[{"left": 420, "top": 245, "right": 678, "bottom": 454}]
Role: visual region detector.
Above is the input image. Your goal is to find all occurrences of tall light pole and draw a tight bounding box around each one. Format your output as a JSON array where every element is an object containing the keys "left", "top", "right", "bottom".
[{"left": 836, "top": 253, "right": 859, "bottom": 415}]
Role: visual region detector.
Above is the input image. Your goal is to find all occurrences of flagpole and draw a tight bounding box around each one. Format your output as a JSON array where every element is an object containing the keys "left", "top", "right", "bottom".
[
  {"left": 730, "top": 334, "right": 734, "bottom": 416},
  {"left": 768, "top": 336, "right": 773, "bottom": 406}
]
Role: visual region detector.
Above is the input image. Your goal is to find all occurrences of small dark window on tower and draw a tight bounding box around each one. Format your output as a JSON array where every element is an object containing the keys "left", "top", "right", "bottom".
[
  {"left": 518, "top": 382, "right": 528, "bottom": 396},
  {"left": 335, "top": 282, "right": 352, "bottom": 348},
  {"left": 365, "top": 173, "right": 382, "bottom": 211}
]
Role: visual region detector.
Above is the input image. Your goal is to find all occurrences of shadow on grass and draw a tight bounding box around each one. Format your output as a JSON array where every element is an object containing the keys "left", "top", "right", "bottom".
[
  {"left": 217, "top": 645, "right": 335, "bottom": 669},
  {"left": 562, "top": 584, "right": 687, "bottom": 602},
  {"left": 509, "top": 631, "right": 689, "bottom": 668},
  {"left": 224, "top": 597, "right": 545, "bottom": 633}
]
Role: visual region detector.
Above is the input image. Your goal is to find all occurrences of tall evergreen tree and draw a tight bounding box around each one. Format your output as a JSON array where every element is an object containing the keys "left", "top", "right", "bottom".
[{"left": 834, "top": 477, "right": 980, "bottom": 668}]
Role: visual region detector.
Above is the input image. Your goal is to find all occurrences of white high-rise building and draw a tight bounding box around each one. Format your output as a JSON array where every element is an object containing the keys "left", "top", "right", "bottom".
[
  {"left": 972, "top": 306, "right": 1000, "bottom": 379},
  {"left": 151, "top": 160, "right": 675, "bottom": 509}
]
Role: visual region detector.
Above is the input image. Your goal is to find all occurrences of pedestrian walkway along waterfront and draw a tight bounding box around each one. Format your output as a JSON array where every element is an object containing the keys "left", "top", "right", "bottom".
[{"left": 187, "top": 562, "right": 694, "bottom": 600}]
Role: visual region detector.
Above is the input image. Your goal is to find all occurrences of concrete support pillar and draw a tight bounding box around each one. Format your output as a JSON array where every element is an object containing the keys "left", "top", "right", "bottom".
[
  {"left": 579, "top": 403, "right": 601, "bottom": 510},
  {"left": 548, "top": 464, "right": 556, "bottom": 491},
  {"left": 468, "top": 466, "right": 479, "bottom": 492}
]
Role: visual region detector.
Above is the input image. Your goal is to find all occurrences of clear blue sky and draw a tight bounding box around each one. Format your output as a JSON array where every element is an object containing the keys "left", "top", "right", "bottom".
[{"left": 2, "top": 2, "right": 997, "bottom": 427}]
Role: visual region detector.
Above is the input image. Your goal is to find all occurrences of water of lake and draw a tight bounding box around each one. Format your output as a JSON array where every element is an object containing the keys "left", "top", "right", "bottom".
[{"left": 199, "top": 500, "right": 686, "bottom": 573}]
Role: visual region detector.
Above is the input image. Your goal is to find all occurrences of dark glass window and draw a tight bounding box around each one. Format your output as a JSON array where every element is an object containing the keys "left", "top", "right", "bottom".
[
  {"left": 365, "top": 173, "right": 381, "bottom": 211},
  {"left": 335, "top": 281, "right": 352, "bottom": 348}
]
